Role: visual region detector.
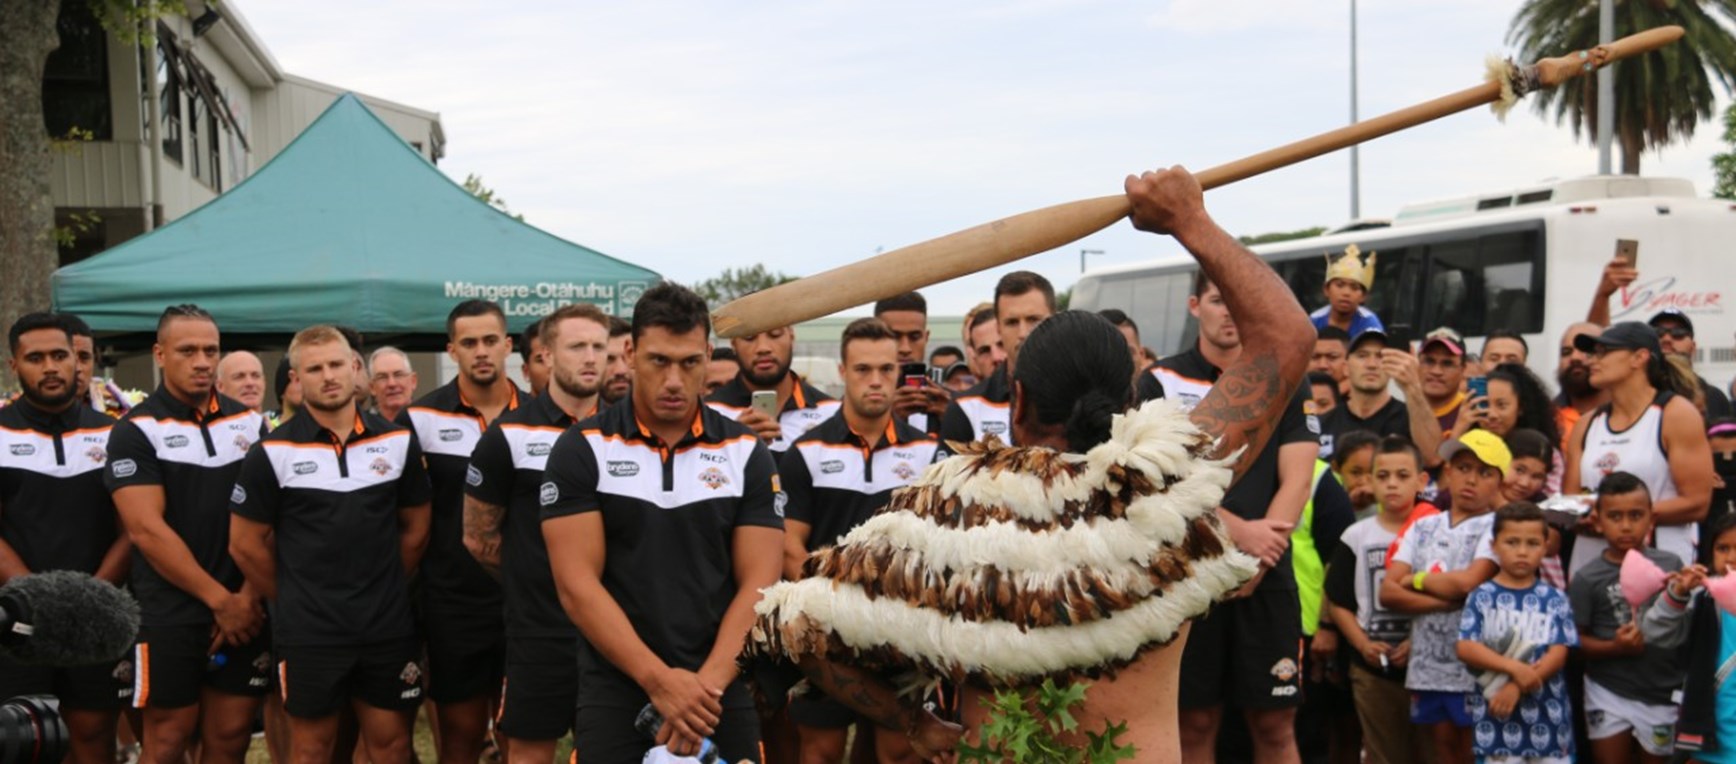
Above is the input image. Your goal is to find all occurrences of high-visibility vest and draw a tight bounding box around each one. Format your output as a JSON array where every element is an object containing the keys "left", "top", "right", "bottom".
[{"left": 1291, "top": 460, "right": 1333, "bottom": 635}]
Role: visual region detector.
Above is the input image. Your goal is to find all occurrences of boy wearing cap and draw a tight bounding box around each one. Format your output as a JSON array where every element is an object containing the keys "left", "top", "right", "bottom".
[
  {"left": 1311, "top": 244, "right": 1385, "bottom": 335},
  {"left": 1381, "top": 430, "right": 1510, "bottom": 764}
]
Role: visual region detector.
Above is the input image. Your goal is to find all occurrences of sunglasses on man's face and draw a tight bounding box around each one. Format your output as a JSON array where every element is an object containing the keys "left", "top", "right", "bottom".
[{"left": 1656, "top": 326, "right": 1693, "bottom": 340}]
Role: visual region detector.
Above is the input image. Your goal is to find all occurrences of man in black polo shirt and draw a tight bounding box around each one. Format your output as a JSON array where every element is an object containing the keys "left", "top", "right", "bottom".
[
  {"left": 873, "top": 291, "right": 949, "bottom": 435},
  {"left": 463, "top": 303, "right": 609, "bottom": 764},
  {"left": 399, "top": 299, "right": 521, "bottom": 764},
  {"left": 1317, "top": 328, "right": 1441, "bottom": 459},
  {"left": 228, "top": 326, "right": 431, "bottom": 764},
  {"left": 707, "top": 321, "right": 838, "bottom": 452},
  {"left": 543, "top": 283, "right": 783, "bottom": 762},
  {"left": 1149, "top": 274, "right": 1319, "bottom": 764},
  {"left": 603, "top": 316, "right": 633, "bottom": 405},
  {"left": 938, "top": 271, "right": 1056, "bottom": 452},
  {"left": 781, "top": 317, "right": 940, "bottom": 763},
  {"left": 106, "top": 304, "right": 269, "bottom": 764},
  {"left": 519, "top": 317, "right": 549, "bottom": 397},
  {"left": 0, "top": 313, "right": 132, "bottom": 764}
]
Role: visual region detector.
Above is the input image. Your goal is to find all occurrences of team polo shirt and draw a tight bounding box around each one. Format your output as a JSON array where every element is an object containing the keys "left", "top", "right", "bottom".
[
  {"left": 0, "top": 399, "right": 117, "bottom": 574},
  {"left": 229, "top": 411, "right": 431, "bottom": 647},
  {"left": 539, "top": 402, "right": 783, "bottom": 709},
  {"left": 400, "top": 380, "right": 521, "bottom": 621},
  {"left": 1151, "top": 346, "right": 1320, "bottom": 590},
  {"left": 706, "top": 372, "right": 840, "bottom": 453},
  {"left": 464, "top": 393, "right": 585, "bottom": 638},
  {"left": 782, "top": 413, "right": 940, "bottom": 551},
  {"left": 937, "top": 367, "right": 1012, "bottom": 453},
  {"left": 105, "top": 387, "right": 265, "bottom": 626}
]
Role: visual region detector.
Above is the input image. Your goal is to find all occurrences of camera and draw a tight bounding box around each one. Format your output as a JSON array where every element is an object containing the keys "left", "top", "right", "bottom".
[{"left": 0, "top": 695, "right": 68, "bottom": 764}]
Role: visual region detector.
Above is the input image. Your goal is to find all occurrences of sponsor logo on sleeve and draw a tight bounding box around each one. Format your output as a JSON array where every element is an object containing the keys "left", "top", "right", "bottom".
[
  {"left": 774, "top": 490, "right": 787, "bottom": 518},
  {"left": 465, "top": 465, "right": 483, "bottom": 486},
  {"left": 231, "top": 484, "right": 247, "bottom": 504},
  {"left": 539, "top": 482, "right": 559, "bottom": 506},
  {"left": 112, "top": 459, "right": 137, "bottom": 478}
]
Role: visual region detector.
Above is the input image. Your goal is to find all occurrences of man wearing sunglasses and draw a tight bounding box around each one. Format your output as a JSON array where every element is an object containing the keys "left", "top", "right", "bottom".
[{"left": 1649, "top": 309, "right": 1732, "bottom": 421}]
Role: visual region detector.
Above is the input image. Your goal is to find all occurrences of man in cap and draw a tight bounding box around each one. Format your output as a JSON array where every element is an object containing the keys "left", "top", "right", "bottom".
[
  {"left": 1647, "top": 309, "right": 1731, "bottom": 420},
  {"left": 1309, "top": 244, "right": 1383, "bottom": 335},
  {"left": 1317, "top": 328, "right": 1440, "bottom": 459},
  {"left": 1418, "top": 328, "right": 1470, "bottom": 440}
]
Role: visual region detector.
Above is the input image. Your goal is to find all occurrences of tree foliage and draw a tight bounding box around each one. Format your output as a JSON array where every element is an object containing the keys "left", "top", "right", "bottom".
[
  {"left": 1713, "top": 103, "right": 1736, "bottom": 199},
  {"left": 1508, "top": 0, "right": 1736, "bottom": 174},
  {"left": 692, "top": 264, "right": 797, "bottom": 306},
  {"left": 461, "top": 173, "right": 524, "bottom": 221}
]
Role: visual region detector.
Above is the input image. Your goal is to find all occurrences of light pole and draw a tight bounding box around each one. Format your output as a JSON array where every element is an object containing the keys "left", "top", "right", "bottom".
[
  {"left": 1080, "top": 248, "right": 1105, "bottom": 273},
  {"left": 1349, "top": 0, "right": 1360, "bottom": 219}
]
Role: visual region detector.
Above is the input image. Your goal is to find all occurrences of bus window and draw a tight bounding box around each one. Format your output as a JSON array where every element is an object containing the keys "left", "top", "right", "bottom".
[{"left": 1419, "top": 230, "right": 1545, "bottom": 336}]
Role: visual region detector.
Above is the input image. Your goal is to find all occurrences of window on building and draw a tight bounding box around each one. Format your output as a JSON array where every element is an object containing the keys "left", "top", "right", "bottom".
[
  {"left": 153, "top": 35, "right": 184, "bottom": 164},
  {"left": 42, "top": 1, "right": 112, "bottom": 140}
]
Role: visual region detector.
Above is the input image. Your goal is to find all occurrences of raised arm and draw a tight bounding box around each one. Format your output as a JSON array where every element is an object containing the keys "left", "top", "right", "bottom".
[
  {"left": 1586, "top": 258, "right": 1637, "bottom": 327},
  {"left": 1125, "top": 168, "right": 1313, "bottom": 480}
]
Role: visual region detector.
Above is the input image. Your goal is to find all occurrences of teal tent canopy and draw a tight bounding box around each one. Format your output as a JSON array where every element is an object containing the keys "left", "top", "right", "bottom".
[{"left": 53, "top": 94, "right": 658, "bottom": 348}]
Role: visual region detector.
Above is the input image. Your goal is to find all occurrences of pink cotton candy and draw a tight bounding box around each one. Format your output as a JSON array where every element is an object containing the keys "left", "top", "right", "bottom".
[
  {"left": 1707, "top": 575, "right": 1736, "bottom": 616},
  {"left": 1620, "top": 549, "right": 1669, "bottom": 612}
]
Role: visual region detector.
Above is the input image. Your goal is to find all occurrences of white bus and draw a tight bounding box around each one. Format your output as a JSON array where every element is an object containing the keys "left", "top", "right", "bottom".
[{"left": 1071, "top": 175, "right": 1736, "bottom": 389}]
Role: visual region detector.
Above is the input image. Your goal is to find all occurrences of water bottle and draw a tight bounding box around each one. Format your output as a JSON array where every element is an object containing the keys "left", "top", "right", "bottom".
[{"left": 633, "top": 704, "right": 718, "bottom": 763}]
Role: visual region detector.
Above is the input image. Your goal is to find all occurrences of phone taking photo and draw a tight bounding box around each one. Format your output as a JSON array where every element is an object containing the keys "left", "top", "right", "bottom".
[
  {"left": 1467, "top": 376, "right": 1488, "bottom": 407},
  {"left": 901, "top": 362, "right": 929, "bottom": 388},
  {"left": 750, "top": 390, "right": 779, "bottom": 420},
  {"left": 1387, "top": 324, "right": 1413, "bottom": 352},
  {"left": 1615, "top": 238, "right": 1639, "bottom": 266}
]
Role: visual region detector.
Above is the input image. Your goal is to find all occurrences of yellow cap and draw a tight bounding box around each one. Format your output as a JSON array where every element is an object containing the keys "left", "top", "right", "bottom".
[{"left": 1438, "top": 429, "right": 1512, "bottom": 477}]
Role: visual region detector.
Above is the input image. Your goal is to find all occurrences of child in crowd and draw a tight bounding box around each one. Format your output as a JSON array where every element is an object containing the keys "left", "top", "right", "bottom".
[
  {"left": 1331, "top": 429, "right": 1381, "bottom": 519},
  {"left": 1326, "top": 435, "right": 1430, "bottom": 764},
  {"left": 1569, "top": 471, "right": 1684, "bottom": 764},
  {"left": 1641, "top": 512, "right": 1736, "bottom": 763},
  {"left": 1382, "top": 430, "right": 1511, "bottom": 764},
  {"left": 1456, "top": 501, "right": 1579, "bottom": 764},
  {"left": 1708, "top": 418, "right": 1736, "bottom": 568},
  {"left": 1505, "top": 429, "right": 1567, "bottom": 590}
]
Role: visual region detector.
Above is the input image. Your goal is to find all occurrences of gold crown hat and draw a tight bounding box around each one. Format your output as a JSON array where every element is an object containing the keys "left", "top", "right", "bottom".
[{"left": 1325, "top": 244, "right": 1377, "bottom": 290}]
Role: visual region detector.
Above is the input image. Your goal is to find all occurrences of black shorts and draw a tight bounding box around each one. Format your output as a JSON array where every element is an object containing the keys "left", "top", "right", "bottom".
[
  {"left": 277, "top": 638, "right": 424, "bottom": 718},
  {"left": 1177, "top": 585, "right": 1304, "bottom": 710},
  {"left": 133, "top": 624, "right": 271, "bottom": 709},
  {"left": 572, "top": 704, "right": 760, "bottom": 763},
  {"left": 496, "top": 636, "right": 578, "bottom": 741},
  {"left": 0, "top": 651, "right": 133, "bottom": 711},
  {"left": 423, "top": 612, "right": 504, "bottom": 704}
]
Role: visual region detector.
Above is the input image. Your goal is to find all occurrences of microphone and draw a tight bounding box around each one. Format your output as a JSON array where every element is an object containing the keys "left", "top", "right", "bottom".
[{"left": 0, "top": 571, "right": 140, "bottom": 667}]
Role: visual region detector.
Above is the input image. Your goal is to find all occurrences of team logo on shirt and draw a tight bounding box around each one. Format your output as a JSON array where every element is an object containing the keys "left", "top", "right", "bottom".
[
  {"left": 819, "top": 460, "right": 845, "bottom": 474},
  {"left": 112, "top": 459, "right": 137, "bottom": 478},
  {"left": 8, "top": 444, "right": 34, "bottom": 456},
  {"left": 1269, "top": 657, "right": 1299, "bottom": 683},
  {"left": 112, "top": 659, "right": 133, "bottom": 682},
  {"left": 234, "top": 435, "right": 252, "bottom": 452},
  {"left": 699, "top": 467, "right": 730, "bottom": 490},
  {"left": 539, "top": 482, "right": 559, "bottom": 506},
  {"left": 87, "top": 446, "right": 106, "bottom": 464},
  {"left": 606, "top": 461, "right": 640, "bottom": 477},
  {"left": 1595, "top": 451, "right": 1620, "bottom": 475},
  {"left": 165, "top": 434, "right": 189, "bottom": 448},
  {"left": 370, "top": 457, "right": 392, "bottom": 476},
  {"left": 399, "top": 661, "right": 422, "bottom": 684},
  {"left": 893, "top": 462, "right": 916, "bottom": 481}
]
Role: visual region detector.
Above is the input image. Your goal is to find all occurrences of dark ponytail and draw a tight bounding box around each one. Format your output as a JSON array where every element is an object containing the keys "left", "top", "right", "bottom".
[{"left": 1012, "top": 311, "right": 1134, "bottom": 452}]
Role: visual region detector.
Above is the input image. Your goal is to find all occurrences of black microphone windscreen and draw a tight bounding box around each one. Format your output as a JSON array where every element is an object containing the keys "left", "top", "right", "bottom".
[{"left": 0, "top": 571, "right": 140, "bottom": 666}]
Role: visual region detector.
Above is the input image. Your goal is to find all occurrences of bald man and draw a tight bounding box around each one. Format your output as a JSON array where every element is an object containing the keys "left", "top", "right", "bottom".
[{"left": 216, "top": 351, "right": 266, "bottom": 412}]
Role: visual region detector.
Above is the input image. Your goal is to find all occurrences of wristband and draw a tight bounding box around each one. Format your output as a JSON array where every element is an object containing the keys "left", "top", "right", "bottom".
[{"left": 1412, "top": 571, "right": 1428, "bottom": 591}]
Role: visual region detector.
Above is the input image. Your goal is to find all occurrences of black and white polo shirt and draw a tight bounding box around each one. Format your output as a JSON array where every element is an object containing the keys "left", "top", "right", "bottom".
[
  {"left": 937, "top": 366, "right": 1012, "bottom": 453},
  {"left": 782, "top": 412, "right": 939, "bottom": 551},
  {"left": 705, "top": 372, "right": 840, "bottom": 453},
  {"left": 0, "top": 399, "right": 118, "bottom": 574}
]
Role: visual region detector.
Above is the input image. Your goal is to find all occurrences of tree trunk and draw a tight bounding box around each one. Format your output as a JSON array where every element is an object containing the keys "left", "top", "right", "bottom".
[
  {"left": 0, "top": 1, "right": 62, "bottom": 387},
  {"left": 1619, "top": 124, "right": 1644, "bottom": 175}
]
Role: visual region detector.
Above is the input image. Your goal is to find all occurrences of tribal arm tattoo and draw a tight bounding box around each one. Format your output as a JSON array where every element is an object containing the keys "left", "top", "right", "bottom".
[
  {"left": 462, "top": 495, "right": 505, "bottom": 578},
  {"left": 798, "top": 656, "right": 919, "bottom": 733},
  {"left": 1190, "top": 353, "right": 1290, "bottom": 479}
]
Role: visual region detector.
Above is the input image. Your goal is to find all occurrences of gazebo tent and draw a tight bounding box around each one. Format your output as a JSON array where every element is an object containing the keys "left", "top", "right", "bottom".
[{"left": 52, "top": 94, "right": 658, "bottom": 349}]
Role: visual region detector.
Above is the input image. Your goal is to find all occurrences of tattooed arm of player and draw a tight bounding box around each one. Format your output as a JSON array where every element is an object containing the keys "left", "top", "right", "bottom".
[
  {"left": 796, "top": 656, "right": 964, "bottom": 756},
  {"left": 462, "top": 495, "right": 505, "bottom": 577},
  {"left": 1126, "top": 167, "right": 1314, "bottom": 481}
]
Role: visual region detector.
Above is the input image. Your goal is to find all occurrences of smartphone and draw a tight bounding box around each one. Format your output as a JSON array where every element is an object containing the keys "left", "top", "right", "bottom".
[
  {"left": 750, "top": 390, "right": 779, "bottom": 420},
  {"left": 1468, "top": 376, "right": 1488, "bottom": 404},
  {"left": 901, "top": 362, "right": 929, "bottom": 388},
  {"left": 1387, "top": 324, "right": 1413, "bottom": 352},
  {"left": 1615, "top": 238, "right": 1639, "bottom": 266}
]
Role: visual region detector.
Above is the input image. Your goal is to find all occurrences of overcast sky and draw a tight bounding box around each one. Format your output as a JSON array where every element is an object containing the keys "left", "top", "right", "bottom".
[{"left": 244, "top": 0, "right": 1729, "bottom": 316}]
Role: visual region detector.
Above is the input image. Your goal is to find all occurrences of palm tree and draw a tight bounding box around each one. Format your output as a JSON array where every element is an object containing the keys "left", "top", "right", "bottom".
[{"left": 1509, "top": 0, "right": 1736, "bottom": 174}]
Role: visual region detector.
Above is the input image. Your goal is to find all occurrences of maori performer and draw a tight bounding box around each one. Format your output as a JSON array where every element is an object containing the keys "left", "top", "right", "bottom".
[{"left": 746, "top": 166, "right": 1315, "bottom": 762}]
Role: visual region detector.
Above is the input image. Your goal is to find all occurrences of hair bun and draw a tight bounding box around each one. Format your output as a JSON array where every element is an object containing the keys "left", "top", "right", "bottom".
[{"left": 1065, "top": 390, "right": 1119, "bottom": 452}]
